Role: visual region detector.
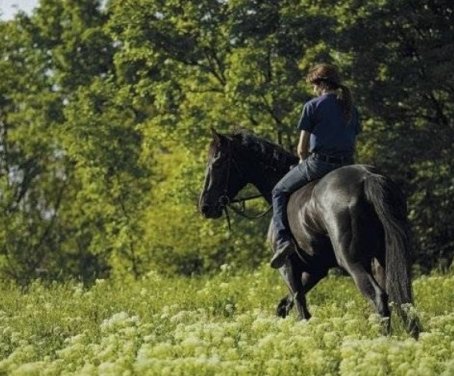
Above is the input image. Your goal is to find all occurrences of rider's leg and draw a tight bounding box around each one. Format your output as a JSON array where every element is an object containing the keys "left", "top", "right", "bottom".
[
  {"left": 271, "top": 161, "right": 312, "bottom": 268},
  {"left": 271, "top": 155, "right": 346, "bottom": 269}
]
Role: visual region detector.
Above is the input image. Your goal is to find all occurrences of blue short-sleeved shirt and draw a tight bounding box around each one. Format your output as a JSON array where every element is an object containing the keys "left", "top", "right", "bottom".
[{"left": 297, "top": 93, "right": 361, "bottom": 157}]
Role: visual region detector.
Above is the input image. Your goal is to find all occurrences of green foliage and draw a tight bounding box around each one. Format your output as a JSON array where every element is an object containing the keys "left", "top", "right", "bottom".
[
  {"left": 141, "top": 136, "right": 270, "bottom": 276},
  {"left": 332, "top": 0, "right": 454, "bottom": 268},
  {"left": 0, "top": 15, "right": 68, "bottom": 283},
  {"left": 0, "top": 0, "right": 452, "bottom": 282},
  {"left": 0, "top": 268, "right": 453, "bottom": 374}
]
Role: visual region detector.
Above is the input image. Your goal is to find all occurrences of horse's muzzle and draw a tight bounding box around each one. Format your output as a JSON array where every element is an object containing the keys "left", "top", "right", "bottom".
[{"left": 200, "top": 203, "right": 223, "bottom": 219}]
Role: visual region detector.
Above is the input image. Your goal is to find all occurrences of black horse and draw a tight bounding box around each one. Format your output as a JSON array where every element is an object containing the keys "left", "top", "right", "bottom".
[{"left": 199, "top": 130, "right": 420, "bottom": 337}]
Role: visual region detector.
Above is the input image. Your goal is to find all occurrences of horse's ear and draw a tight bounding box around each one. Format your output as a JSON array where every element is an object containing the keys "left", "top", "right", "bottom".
[
  {"left": 211, "top": 127, "right": 228, "bottom": 145},
  {"left": 211, "top": 127, "right": 221, "bottom": 141}
]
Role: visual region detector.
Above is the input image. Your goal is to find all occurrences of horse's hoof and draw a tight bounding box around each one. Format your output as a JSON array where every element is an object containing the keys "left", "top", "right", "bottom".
[
  {"left": 276, "top": 296, "right": 293, "bottom": 318},
  {"left": 276, "top": 306, "right": 287, "bottom": 318}
]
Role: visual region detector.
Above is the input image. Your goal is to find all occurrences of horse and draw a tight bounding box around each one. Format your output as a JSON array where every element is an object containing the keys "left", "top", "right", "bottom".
[{"left": 199, "top": 129, "right": 420, "bottom": 338}]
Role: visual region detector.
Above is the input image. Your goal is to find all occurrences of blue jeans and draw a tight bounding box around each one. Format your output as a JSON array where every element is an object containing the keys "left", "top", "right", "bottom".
[{"left": 271, "top": 154, "right": 352, "bottom": 246}]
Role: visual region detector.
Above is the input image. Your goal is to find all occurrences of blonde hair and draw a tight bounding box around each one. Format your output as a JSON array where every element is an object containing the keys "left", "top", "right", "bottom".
[{"left": 307, "top": 63, "right": 353, "bottom": 122}]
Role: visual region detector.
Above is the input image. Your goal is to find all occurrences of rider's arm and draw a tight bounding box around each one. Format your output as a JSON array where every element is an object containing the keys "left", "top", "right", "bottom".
[{"left": 297, "top": 130, "right": 310, "bottom": 161}]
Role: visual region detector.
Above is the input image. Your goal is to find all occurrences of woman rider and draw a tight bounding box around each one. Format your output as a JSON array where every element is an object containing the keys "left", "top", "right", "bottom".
[{"left": 270, "top": 63, "right": 361, "bottom": 269}]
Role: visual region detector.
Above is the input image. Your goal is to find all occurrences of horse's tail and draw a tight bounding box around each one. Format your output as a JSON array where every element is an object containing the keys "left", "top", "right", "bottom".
[
  {"left": 364, "top": 174, "right": 413, "bottom": 306},
  {"left": 364, "top": 173, "right": 421, "bottom": 337}
]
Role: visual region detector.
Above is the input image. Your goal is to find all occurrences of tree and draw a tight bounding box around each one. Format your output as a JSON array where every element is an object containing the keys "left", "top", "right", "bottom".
[
  {"left": 0, "top": 0, "right": 451, "bottom": 283},
  {"left": 334, "top": 0, "right": 454, "bottom": 267}
]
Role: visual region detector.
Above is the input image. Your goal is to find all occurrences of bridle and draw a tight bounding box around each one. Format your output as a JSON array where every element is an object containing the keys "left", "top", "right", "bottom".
[{"left": 216, "top": 140, "right": 273, "bottom": 231}]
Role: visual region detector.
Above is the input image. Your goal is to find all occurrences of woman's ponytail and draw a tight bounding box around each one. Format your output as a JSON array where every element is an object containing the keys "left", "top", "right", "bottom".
[{"left": 338, "top": 84, "right": 353, "bottom": 123}]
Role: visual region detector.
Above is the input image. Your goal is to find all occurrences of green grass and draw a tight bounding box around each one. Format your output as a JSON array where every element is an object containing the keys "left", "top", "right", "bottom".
[{"left": 0, "top": 265, "right": 453, "bottom": 375}]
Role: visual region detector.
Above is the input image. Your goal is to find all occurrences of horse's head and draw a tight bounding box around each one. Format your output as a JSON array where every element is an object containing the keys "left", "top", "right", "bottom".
[{"left": 199, "top": 129, "right": 248, "bottom": 218}]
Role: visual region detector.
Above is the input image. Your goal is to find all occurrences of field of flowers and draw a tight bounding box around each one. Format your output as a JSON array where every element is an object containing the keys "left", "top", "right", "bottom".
[{"left": 0, "top": 265, "right": 453, "bottom": 375}]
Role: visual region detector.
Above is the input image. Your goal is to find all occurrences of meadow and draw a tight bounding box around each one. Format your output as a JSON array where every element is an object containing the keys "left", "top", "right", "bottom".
[{"left": 0, "top": 265, "right": 453, "bottom": 376}]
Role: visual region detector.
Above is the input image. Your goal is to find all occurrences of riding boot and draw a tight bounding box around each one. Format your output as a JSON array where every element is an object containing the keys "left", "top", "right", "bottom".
[{"left": 270, "top": 240, "right": 296, "bottom": 269}]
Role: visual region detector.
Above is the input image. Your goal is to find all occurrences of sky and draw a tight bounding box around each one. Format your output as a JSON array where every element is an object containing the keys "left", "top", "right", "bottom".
[{"left": 0, "top": 0, "right": 38, "bottom": 20}]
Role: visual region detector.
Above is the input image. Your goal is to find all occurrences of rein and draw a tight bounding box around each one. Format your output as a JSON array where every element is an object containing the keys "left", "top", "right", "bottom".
[
  {"left": 223, "top": 195, "right": 272, "bottom": 232},
  {"left": 217, "top": 142, "right": 272, "bottom": 231},
  {"left": 229, "top": 194, "right": 273, "bottom": 219}
]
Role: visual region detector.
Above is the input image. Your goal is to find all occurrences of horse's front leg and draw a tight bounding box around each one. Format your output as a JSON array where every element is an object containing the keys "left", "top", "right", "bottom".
[
  {"left": 279, "top": 260, "right": 311, "bottom": 320},
  {"left": 276, "top": 295, "right": 294, "bottom": 318},
  {"left": 278, "top": 255, "right": 310, "bottom": 320},
  {"left": 277, "top": 258, "right": 327, "bottom": 320}
]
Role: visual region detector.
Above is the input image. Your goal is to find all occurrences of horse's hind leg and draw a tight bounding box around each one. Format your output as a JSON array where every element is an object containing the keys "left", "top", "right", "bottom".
[
  {"left": 347, "top": 262, "right": 390, "bottom": 317},
  {"left": 335, "top": 244, "right": 390, "bottom": 327},
  {"left": 341, "top": 259, "right": 391, "bottom": 335},
  {"left": 372, "top": 257, "right": 386, "bottom": 291},
  {"left": 331, "top": 205, "right": 391, "bottom": 331},
  {"left": 372, "top": 258, "right": 420, "bottom": 337}
]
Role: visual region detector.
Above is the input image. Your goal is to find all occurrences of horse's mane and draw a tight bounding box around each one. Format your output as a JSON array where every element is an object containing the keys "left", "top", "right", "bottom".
[{"left": 231, "top": 130, "right": 299, "bottom": 171}]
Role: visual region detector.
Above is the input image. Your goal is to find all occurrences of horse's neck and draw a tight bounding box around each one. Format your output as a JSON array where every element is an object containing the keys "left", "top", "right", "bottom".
[{"left": 240, "top": 150, "right": 294, "bottom": 204}]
